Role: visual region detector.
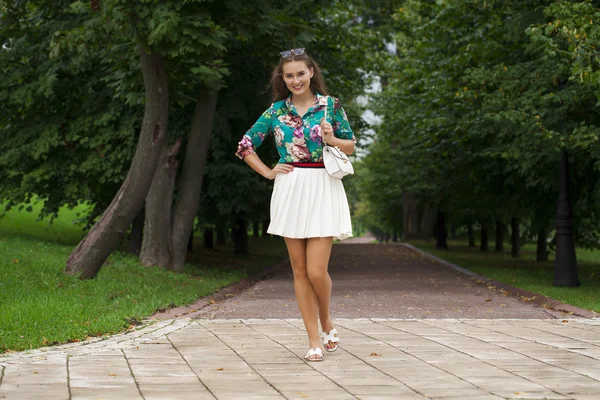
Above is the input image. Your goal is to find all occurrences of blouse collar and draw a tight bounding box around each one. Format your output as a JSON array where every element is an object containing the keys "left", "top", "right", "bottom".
[{"left": 284, "top": 91, "right": 327, "bottom": 114}]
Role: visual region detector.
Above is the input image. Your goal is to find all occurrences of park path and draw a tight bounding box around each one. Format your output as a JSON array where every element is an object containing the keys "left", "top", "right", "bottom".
[
  {"left": 195, "top": 243, "right": 552, "bottom": 319},
  {"left": 1, "top": 243, "right": 600, "bottom": 400}
]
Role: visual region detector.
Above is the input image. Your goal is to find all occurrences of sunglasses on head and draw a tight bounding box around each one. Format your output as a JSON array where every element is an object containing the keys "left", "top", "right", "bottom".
[{"left": 280, "top": 48, "right": 306, "bottom": 58}]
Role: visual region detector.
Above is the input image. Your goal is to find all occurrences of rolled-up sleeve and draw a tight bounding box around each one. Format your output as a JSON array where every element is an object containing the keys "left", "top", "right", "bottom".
[
  {"left": 235, "top": 106, "right": 273, "bottom": 160},
  {"left": 332, "top": 98, "right": 356, "bottom": 144}
]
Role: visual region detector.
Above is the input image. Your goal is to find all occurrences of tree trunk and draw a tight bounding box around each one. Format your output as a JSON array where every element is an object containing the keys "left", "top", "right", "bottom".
[
  {"left": 511, "top": 217, "right": 520, "bottom": 258},
  {"left": 419, "top": 205, "right": 437, "bottom": 239},
  {"left": 495, "top": 220, "right": 505, "bottom": 252},
  {"left": 216, "top": 228, "right": 226, "bottom": 245},
  {"left": 467, "top": 222, "right": 475, "bottom": 247},
  {"left": 187, "top": 234, "right": 194, "bottom": 252},
  {"left": 435, "top": 211, "right": 448, "bottom": 249},
  {"left": 169, "top": 89, "right": 218, "bottom": 272},
  {"left": 480, "top": 224, "right": 489, "bottom": 251},
  {"left": 253, "top": 221, "right": 260, "bottom": 238},
  {"left": 262, "top": 220, "right": 270, "bottom": 238},
  {"left": 65, "top": 48, "right": 168, "bottom": 279},
  {"left": 203, "top": 227, "right": 214, "bottom": 249},
  {"left": 403, "top": 192, "right": 419, "bottom": 238},
  {"left": 127, "top": 207, "right": 145, "bottom": 256},
  {"left": 140, "top": 141, "right": 180, "bottom": 267},
  {"left": 392, "top": 231, "right": 398, "bottom": 242},
  {"left": 232, "top": 218, "right": 248, "bottom": 254},
  {"left": 537, "top": 228, "right": 548, "bottom": 262}
]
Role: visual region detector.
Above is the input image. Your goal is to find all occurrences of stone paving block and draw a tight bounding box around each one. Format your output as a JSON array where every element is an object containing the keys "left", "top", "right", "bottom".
[
  {"left": 429, "top": 396, "right": 504, "bottom": 400},
  {"left": 281, "top": 390, "right": 356, "bottom": 399},
  {"left": 138, "top": 383, "right": 212, "bottom": 399},
  {"left": 532, "top": 377, "right": 600, "bottom": 393},
  {"left": 419, "top": 388, "right": 497, "bottom": 398},
  {"left": 342, "top": 384, "right": 416, "bottom": 395},
  {"left": 490, "top": 391, "right": 574, "bottom": 399},
  {"left": 70, "top": 387, "right": 142, "bottom": 399},
  {"left": 0, "top": 383, "right": 69, "bottom": 400},
  {"left": 357, "top": 395, "right": 427, "bottom": 400}
]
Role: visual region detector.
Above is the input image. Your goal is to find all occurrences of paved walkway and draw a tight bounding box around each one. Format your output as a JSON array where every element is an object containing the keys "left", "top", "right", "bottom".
[{"left": 2, "top": 243, "right": 600, "bottom": 400}]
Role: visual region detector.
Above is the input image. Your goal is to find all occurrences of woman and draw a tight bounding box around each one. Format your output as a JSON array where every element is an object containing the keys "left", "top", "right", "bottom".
[{"left": 235, "top": 48, "right": 356, "bottom": 362}]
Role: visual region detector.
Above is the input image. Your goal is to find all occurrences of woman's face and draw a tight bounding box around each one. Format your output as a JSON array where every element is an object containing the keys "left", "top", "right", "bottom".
[{"left": 282, "top": 60, "right": 314, "bottom": 97}]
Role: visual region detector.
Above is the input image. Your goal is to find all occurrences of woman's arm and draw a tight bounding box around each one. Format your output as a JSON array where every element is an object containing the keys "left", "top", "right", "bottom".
[
  {"left": 243, "top": 153, "right": 294, "bottom": 180},
  {"left": 321, "top": 120, "right": 355, "bottom": 156},
  {"left": 327, "top": 135, "right": 355, "bottom": 156}
]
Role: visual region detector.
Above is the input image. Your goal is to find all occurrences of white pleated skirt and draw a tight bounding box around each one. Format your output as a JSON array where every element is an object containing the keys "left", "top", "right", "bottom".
[{"left": 267, "top": 167, "right": 353, "bottom": 240}]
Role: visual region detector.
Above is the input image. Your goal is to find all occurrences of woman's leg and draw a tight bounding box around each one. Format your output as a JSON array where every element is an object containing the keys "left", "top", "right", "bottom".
[
  {"left": 306, "top": 237, "right": 337, "bottom": 349},
  {"left": 284, "top": 237, "right": 321, "bottom": 357}
]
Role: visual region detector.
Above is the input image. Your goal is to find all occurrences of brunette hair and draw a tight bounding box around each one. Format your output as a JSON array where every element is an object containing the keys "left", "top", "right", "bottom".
[{"left": 269, "top": 52, "right": 329, "bottom": 103}]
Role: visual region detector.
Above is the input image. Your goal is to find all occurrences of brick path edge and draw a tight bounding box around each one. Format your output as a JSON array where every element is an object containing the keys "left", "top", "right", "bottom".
[{"left": 402, "top": 242, "right": 599, "bottom": 319}]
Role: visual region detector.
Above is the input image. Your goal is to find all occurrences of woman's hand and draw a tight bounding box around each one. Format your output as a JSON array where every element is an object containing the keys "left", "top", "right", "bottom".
[
  {"left": 265, "top": 163, "right": 294, "bottom": 180},
  {"left": 321, "top": 119, "right": 335, "bottom": 146}
]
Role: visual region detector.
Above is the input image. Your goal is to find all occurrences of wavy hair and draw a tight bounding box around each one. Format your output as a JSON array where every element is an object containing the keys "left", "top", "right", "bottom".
[{"left": 270, "top": 52, "right": 329, "bottom": 103}]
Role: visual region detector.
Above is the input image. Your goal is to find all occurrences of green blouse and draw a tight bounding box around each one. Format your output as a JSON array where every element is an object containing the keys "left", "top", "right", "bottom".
[{"left": 235, "top": 92, "right": 355, "bottom": 163}]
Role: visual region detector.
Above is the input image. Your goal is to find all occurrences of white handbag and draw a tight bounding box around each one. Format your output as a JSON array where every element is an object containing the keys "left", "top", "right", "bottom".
[{"left": 322, "top": 99, "right": 354, "bottom": 179}]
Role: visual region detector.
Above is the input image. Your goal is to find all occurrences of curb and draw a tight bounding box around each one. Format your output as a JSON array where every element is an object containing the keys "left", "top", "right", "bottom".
[
  {"left": 149, "top": 257, "right": 291, "bottom": 320},
  {"left": 402, "top": 243, "right": 598, "bottom": 319}
]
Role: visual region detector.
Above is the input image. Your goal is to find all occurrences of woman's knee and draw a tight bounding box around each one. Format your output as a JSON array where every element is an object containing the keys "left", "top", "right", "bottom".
[
  {"left": 307, "top": 264, "right": 328, "bottom": 282},
  {"left": 291, "top": 262, "right": 310, "bottom": 281}
]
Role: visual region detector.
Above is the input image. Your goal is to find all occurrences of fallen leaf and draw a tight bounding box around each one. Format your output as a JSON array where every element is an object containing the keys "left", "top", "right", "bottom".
[
  {"left": 33, "top": 371, "right": 38, "bottom": 374},
  {"left": 108, "top": 374, "right": 117, "bottom": 377},
  {"left": 485, "top": 299, "right": 492, "bottom": 302},
  {"left": 216, "top": 367, "right": 224, "bottom": 371},
  {"left": 562, "top": 320, "right": 569, "bottom": 323},
  {"left": 209, "top": 299, "right": 216, "bottom": 304},
  {"left": 370, "top": 352, "right": 381, "bottom": 356}
]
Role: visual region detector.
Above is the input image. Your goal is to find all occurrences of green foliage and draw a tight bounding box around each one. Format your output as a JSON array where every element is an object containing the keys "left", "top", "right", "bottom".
[{"left": 360, "top": 0, "right": 600, "bottom": 247}]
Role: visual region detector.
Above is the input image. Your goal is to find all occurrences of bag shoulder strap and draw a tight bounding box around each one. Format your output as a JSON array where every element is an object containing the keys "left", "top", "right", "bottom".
[{"left": 322, "top": 95, "right": 329, "bottom": 146}]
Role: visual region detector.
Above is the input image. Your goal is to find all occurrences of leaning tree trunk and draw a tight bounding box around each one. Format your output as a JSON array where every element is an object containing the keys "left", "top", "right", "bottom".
[
  {"left": 467, "top": 221, "right": 475, "bottom": 247},
  {"left": 511, "top": 217, "right": 520, "bottom": 258},
  {"left": 262, "top": 220, "right": 270, "bottom": 238},
  {"left": 140, "top": 140, "right": 180, "bottom": 267},
  {"left": 495, "top": 220, "right": 505, "bottom": 252},
  {"left": 127, "top": 207, "right": 145, "bottom": 256},
  {"left": 480, "top": 223, "right": 489, "bottom": 251},
  {"left": 169, "top": 89, "right": 218, "bottom": 272},
  {"left": 435, "top": 211, "right": 448, "bottom": 249},
  {"left": 65, "top": 48, "right": 168, "bottom": 279},
  {"left": 537, "top": 228, "right": 548, "bottom": 262}
]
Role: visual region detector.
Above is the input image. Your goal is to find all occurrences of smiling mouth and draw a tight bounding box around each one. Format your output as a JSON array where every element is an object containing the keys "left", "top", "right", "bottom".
[{"left": 292, "top": 84, "right": 304, "bottom": 90}]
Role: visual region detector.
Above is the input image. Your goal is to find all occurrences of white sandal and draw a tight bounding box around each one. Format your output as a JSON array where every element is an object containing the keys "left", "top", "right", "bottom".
[
  {"left": 304, "top": 347, "right": 324, "bottom": 362},
  {"left": 322, "top": 328, "right": 340, "bottom": 352}
]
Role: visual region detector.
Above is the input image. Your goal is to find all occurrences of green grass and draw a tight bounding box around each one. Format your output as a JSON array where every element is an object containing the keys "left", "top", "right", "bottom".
[
  {"left": 0, "top": 202, "right": 288, "bottom": 353},
  {"left": 0, "top": 199, "right": 93, "bottom": 245},
  {"left": 408, "top": 239, "right": 600, "bottom": 313}
]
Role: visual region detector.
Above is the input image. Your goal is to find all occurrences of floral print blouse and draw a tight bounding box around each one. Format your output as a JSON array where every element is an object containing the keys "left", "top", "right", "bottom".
[{"left": 235, "top": 92, "right": 355, "bottom": 163}]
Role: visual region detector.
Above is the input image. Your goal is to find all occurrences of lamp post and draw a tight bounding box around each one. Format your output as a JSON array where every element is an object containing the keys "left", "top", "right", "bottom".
[{"left": 553, "top": 149, "right": 580, "bottom": 287}]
